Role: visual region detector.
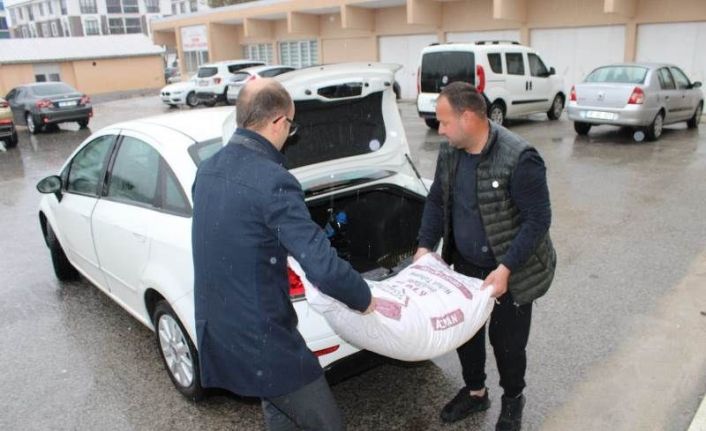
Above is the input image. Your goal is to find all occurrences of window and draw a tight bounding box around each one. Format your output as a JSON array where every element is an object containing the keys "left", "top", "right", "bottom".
[
  {"left": 163, "top": 170, "right": 189, "bottom": 214},
  {"left": 125, "top": 18, "right": 141, "bottom": 34},
  {"left": 41, "top": 22, "right": 49, "bottom": 36},
  {"left": 585, "top": 66, "right": 648, "bottom": 84},
  {"left": 243, "top": 43, "right": 274, "bottom": 64},
  {"left": 61, "top": 0, "right": 67, "bottom": 15},
  {"left": 657, "top": 68, "right": 676, "bottom": 90},
  {"left": 79, "top": 0, "right": 97, "bottom": 14},
  {"left": 670, "top": 67, "right": 691, "bottom": 90},
  {"left": 279, "top": 40, "right": 318, "bottom": 69},
  {"left": 179, "top": 2, "right": 184, "bottom": 13},
  {"left": 27, "top": 5, "right": 34, "bottom": 20},
  {"left": 51, "top": 21, "right": 59, "bottom": 37},
  {"left": 49, "top": 73, "right": 60, "bottom": 81},
  {"left": 109, "top": 17, "right": 124, "bottom": 34},
  {"left": 505, "top": 53, "right": 524, "bottom": 75},
  {"left": 528, "top": 53, "right": 549, "bottom": 77},
  {"left": 62, "top": 18, "right": 70, "bottom": 36},
  {"left": 38, "top": 3, "right": 44, "bottom": 16},
  {"left": 35, "top": 74, "right": 46, "bottom": 82},
  {"left": 420, "top": 51, "right": 474, "bottom": 93},
  {"left": 106, "top": 0, "right": 121, "bottom": 13},
  {"left": 487, "top": 53, "right": 502, "bottom": 74},
  {"left": 189, "top": 0, "right": 197, "bottom": 12},
  {"left": 47, "top": 1, "right": 53, "bottom": 14},
  {"left": 67, "top": 136, "right": 115, "bottom": 196},
  {"left": 145, "top": 0, "right": 159, "bottom": 13},
  {"left": 84, "top": 18, "right": 99, "bottom": 35},
  {"left": 185, "top": 51, "right": 209, "bottom": 73},
  {"left": 108, "top": 137, "right": 160, "bottom": 207},
  {"left": 9, "top": 8, "right": 15, "bottom": 22},
  {"left": 22, "top": 26, "right": 29, "bottom": 38},
  {"left": 171, "top": 3, "right": 176, "bottom": 14},
  {"left": 122, "top": 0, "right": 138, "bottom": 13}
]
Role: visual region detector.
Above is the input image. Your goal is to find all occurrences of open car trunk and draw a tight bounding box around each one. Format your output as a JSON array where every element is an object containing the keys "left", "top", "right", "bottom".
[{"left": 307, "top": 184, "right": 425, "bottom": 281}]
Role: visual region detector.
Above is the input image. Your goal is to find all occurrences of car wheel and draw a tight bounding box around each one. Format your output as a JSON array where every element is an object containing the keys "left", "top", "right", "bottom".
[
  {"left": 424, "top": 118, "right": 439, "bottom": 130},
  {"left": 574, "top": 121, "right": 591, "bottom": 135},
  {"left": 645, "top": 111, "right": 664, "bottom": 141},
  {"left": 78, "top": 118, "right": 89, "bottom": 129},
  {"left": 488, "top": 102, "right": 506, "bottom": 126},
  {"left": 153, "top": 300, "right": 204, "bottom": 401},
  {"left": 46, "top": 224, "right": 80, "bottom": 281},
  {"left": 687, "top": 102, "right": 702, "bottom": 129},
  {"left": 26, "top": 112, "right": 41, "bottom": 134},
  {"left": 186, "top": 91, "right": 198, "bottom": 108},
  {"left": 6, "top": 130, "right": 19, "bottom": 148},
  {"left": 547, "top": 94, "right": 564, "bottom": 120}
]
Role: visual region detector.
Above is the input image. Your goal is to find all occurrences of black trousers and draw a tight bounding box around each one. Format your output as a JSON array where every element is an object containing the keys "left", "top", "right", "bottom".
[{"left": 454, "top": 256, "right": 533, "bottom": 398}]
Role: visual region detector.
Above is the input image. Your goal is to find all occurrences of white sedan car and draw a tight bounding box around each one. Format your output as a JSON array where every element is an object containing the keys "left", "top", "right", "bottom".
[
  {"left": 160, "top": 75, "right": 199, "bottom": 108},
  {"left": 37, "top": 63, "right": 429, "bottom": 400}
]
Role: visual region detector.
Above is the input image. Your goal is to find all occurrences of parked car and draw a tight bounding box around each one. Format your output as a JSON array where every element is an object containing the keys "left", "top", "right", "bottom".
[
  {"left": 195, "top": 60, "right": 265, "bottom": 106},
  {"left": 160, "top": 75, "right": 199, "bottom": 108},
  {"left": 226, "top": 65, "right": 296, "bottom": 104},
  {"left": 417, "top": 40, "right": 565, "bottom": 128},
  {"left": 36, "top": 63, "right": 429, "bottom": 400},
  {"left": 0, "top": 97, "right": 18, "bottom": 148},
  {"left": 568, "top": 63, "right": 703, "bottom": 141},
  {"left": 164, "top": 66, "right": 180, "bottom": 84},
  {"left": 5, "top": 82, "right": 93, "bottom": 134}
]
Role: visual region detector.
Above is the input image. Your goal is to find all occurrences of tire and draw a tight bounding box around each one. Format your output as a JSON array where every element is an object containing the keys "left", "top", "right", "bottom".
[
  {"left": 687, "top": 102, "right": 702, "bottom": 129},
  {"left": 46, "top": 224, "right": 80, "bottom": 281},
  {"left": 574, "top": 121, "right": 591, "bottom": 136},
  {"left": 547, "top": 94, "right": 564, "bottom": 120},
  {"left": 26, "top": 112, "right": 41, "bottom": 134},
  {"left": 6, "top": 130, "right": 18, "bottom": 148},
  {"left": 644, "top": 111, "right": 664, "bottom": 141},
  {"left": 153, "top": 300, "right": 204, "bottom": 401},
  {"left": 78, "top": 118, "right": 89, "bottom": 129},
  {"left": 488, "top": 102, "right": 506, "bottom": 126},
  {"left": 186, "top": 91, "right": 198, "bottom": 108},
  {"left": 424, "top": 118, "right": 439, "bottom": 130}
]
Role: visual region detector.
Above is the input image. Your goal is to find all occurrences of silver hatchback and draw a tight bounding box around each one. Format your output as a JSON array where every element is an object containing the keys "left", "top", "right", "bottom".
[{"left": 568, "top": 63, "right": 703, "bottom": 141}]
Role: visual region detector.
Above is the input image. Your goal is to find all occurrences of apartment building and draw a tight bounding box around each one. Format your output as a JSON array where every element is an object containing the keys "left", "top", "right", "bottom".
[{"left": 4, "top": 0, "right": 209, "bottom": 38}]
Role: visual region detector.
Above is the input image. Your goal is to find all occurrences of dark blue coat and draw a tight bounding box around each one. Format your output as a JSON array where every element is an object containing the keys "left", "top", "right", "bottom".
[{"left": 192, "top": 128, "right": 371, "bottom": 398}]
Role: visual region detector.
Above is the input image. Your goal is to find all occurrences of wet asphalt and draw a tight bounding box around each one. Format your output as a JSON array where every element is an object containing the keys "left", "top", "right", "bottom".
[{"left": 1, "top": 97, "right": 705, "bottom": 431}]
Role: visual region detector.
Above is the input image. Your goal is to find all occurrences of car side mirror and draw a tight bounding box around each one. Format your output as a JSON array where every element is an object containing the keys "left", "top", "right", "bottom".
[
  {"left": 37, "top": 175, "right": 63, "bottom": 201},
  {"left": 548, "top": 67, "right": 556, "bottom": 76},
  {"left": 692, "top": 81, "right": 702, "bottom": 89}
]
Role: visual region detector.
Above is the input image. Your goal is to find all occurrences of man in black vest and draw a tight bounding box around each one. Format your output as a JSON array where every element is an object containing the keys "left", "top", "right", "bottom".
[
  {"left": 415, "top": 82, "right": 556, "bottom": 431},
  {"left": 192, "top": 78, "right": 375, "bottom": 430}
]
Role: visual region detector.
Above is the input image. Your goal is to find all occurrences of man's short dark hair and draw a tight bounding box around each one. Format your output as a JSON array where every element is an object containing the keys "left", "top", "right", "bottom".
[
  {"left": 236, "top": 80, "right": 293, "bottom": 130},
  {"left": 439, "top": 82, "right": 487, "bottom": 118}
]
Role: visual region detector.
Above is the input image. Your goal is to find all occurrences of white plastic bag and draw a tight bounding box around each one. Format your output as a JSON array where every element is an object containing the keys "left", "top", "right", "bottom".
[{"left": 290, "top": 253, "right": 494, "bottom": 361}]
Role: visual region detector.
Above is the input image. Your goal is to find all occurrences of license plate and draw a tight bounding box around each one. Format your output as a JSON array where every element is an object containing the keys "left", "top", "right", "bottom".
[
  {"left": 199, "top": 80, "right": 209, "bottom": 87},
  {"left": 58, "top": 101, "right": 77, "bottom": 108},
  {"left": 586, "top": 110, "right": 616, "bottom": 120}
]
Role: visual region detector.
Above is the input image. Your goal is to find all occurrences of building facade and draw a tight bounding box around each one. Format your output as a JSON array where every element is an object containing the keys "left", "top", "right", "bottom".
[
  {"left": 0, "top": 0, "right": 11, "bottom": 38},
  {"left": 150, "top": 0, "right": 706, "bottom": 99},
  {"left": 4, "top": 0, "right": 210, "bottom": 38}
]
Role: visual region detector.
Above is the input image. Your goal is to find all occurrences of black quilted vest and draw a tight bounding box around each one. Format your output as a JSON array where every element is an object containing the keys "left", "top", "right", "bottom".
[{"left": 439, "top": 123, "right": 556, "bottom": 305}]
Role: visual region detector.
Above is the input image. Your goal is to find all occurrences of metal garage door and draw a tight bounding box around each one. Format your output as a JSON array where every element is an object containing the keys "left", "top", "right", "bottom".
[
  {"left": 446, "top": 29, "right": 521, "bottom": 44},
  {"left": 530, "top": 25, "right": 626, "bottom": 96},
  {"left": 637, "top": 22, "right": 706, "bottom": 83},
  {"left": 379, "top": 34, "right": 438, "bottom": 100}
]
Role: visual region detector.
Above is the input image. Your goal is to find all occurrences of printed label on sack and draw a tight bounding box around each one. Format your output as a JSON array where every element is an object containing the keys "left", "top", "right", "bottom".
[
  {"left": 431, "top": 309, "right": 465, "bottom": 331},
  {"left": 414, "top": 265, "right": 474, "bottom": 299}
]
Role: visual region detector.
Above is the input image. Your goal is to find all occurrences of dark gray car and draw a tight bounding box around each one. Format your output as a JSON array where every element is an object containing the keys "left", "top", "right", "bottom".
[{"left": 5, "top": 82, "right": 93, "bottom": 134}]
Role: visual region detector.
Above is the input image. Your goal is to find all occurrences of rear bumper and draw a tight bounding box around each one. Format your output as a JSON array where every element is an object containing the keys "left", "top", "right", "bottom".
[
  {"left": 37, "top": 106, "right": 93, "bottom": 125},
  {"left": 0, "top": 122, "right": 15, "bottom": 138},
  {"left": 417, "top": 93, "right": 439, "bottom": 118},
  {"left": 567, "top": 103, "right": 659, "bottom": 127}
]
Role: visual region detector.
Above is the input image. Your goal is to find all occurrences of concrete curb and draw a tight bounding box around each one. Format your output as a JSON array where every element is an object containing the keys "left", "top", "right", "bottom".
[{"left": 688, "top": 393, "right": 706, "bottom": 431}]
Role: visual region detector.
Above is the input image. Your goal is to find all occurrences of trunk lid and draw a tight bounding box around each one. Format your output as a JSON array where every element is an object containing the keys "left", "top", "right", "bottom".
[{"left": 574, "top": 83, "right": 637, "bottom": 108}]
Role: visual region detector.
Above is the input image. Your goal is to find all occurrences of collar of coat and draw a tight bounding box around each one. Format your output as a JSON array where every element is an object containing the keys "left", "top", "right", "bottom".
[{"left": 229, "top": 127, "right": 285, "bottom": 166}]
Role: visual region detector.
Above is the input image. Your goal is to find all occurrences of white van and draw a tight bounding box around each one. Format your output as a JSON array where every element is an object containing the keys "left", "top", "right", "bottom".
[{"left": 416, "top": 41, "right": 565, "bottom": 128}]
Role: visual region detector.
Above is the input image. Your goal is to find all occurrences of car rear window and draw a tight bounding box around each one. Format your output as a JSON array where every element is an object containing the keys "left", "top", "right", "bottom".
[
  {"left": 420, "top": 51, "right": 475, "bottom": 93},
  {"left": 188, "top": 138, "right": 222, "bottom": 165},
  {"left": 230, "top": 72, "right": 251, "bottom": 83},
  {"left": 282, "top": 91, "right": 386, "bottom": 170},
  {"left": 197, "top": 67, "right": 218, "bottom": 78},
  {"left": 585, "top": 66, "right": 648, "bottom": 84},
  {"left": 30, "top": 83, "right": 77, "bottom": 96}
]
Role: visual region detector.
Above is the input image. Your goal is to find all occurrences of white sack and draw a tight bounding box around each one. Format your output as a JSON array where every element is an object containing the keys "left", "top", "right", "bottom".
[{"left": 290, "top": 253, "right": 495, "bottom": 362}]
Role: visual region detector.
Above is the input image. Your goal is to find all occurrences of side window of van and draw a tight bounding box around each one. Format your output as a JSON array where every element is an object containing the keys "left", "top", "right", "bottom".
[
  {"left": 506, "top": 53, "right": 525, "bottom": 76},
  {"left": 487, "top": 53, "right": 502, "bottom": 74}
]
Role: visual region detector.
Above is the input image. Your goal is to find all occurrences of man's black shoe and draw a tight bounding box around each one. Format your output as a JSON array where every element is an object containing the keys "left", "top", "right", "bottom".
[
  {"left": 495, "top": 394, "right": 525, "bottom": 431},
  {"left": 440, "top": 387, "right": 490, "bottom": 423}
]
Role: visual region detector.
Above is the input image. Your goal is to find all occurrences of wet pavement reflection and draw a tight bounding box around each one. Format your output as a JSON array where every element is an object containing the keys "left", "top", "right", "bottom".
[{"left": 1, "top": 97, "right": 705, "bottom": 430}]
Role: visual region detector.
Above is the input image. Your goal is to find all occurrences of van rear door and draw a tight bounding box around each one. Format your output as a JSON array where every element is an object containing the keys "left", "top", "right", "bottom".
[{"left": 420, "top": 51, "right": 475, "bottom": 94}]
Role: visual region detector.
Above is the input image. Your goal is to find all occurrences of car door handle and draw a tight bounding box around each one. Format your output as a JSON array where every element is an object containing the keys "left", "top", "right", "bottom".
[{"left": 132, "top": 232, "right": 147, "bottom": 243}]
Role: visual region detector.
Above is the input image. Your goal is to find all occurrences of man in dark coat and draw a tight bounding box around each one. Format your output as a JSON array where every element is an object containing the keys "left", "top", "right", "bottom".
[
  {"left": 415, "top": 82, "right": 556, "bottom": 431},
  {"left": 192, "top": 78, "right": 375, "bottom": 430}
]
